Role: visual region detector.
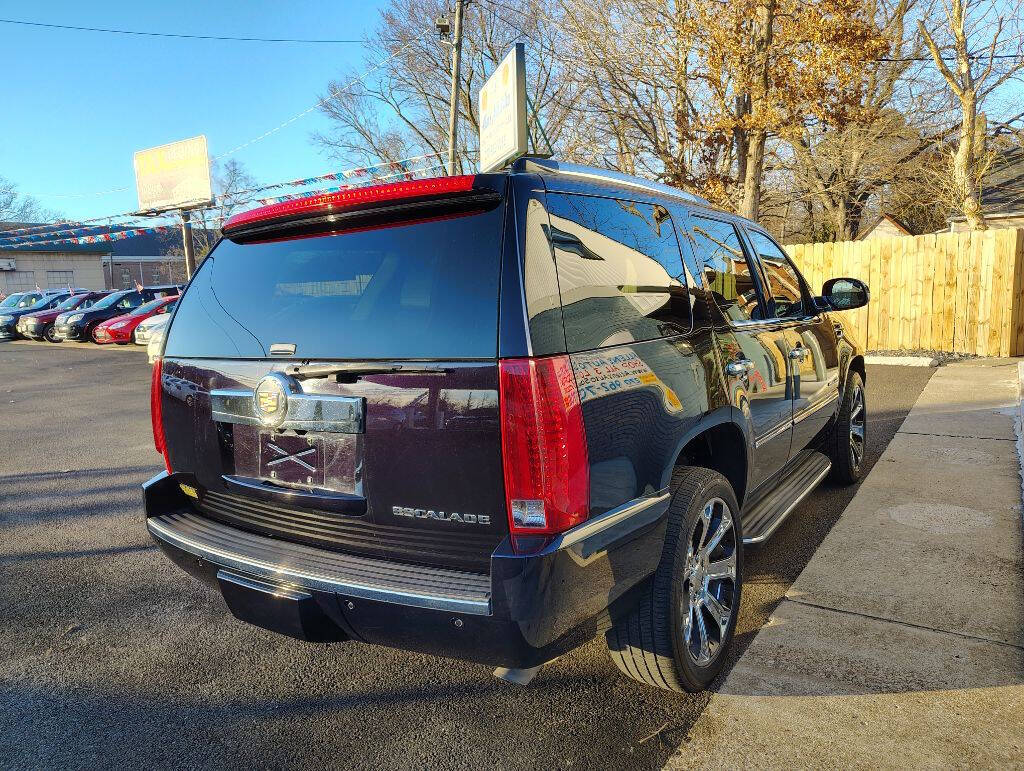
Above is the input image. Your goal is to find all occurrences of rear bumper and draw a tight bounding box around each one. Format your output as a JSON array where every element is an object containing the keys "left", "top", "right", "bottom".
[{"left": 144, "top": 471, "right": 669, "bottom": 668}]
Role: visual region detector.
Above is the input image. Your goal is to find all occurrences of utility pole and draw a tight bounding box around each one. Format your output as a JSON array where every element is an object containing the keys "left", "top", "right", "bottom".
[
  {"left": 445, "top": 0, "right": 469, "bottom": 176},
  {"left": 180, "top": 210, "right": 196, "bottom": 280}
]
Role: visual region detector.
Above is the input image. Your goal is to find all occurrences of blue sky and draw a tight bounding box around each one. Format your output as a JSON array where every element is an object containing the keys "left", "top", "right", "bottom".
[{"left": 0, "top": 1, "right": 387, "bottom": 220}]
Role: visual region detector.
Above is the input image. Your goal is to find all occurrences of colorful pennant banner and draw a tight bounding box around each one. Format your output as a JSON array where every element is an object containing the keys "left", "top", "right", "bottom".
[
  {"left": 0, "top": 152, "right": 443, "bottom": 242},
  {"left": 0, "top": 159, "right": 446, "bottom": 249}
]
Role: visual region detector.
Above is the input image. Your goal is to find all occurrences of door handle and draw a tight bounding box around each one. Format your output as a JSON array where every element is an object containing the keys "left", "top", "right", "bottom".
[
  {"left": 725, "top": 359, "right": 753, "bottom": 377},
  {"left": 788, "top": 348, "right": 808, "bottom": 360}
]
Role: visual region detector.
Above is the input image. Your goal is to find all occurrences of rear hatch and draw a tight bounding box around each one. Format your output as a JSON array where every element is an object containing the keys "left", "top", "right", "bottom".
[{"left": 159, "top": 175, "right": 509, "bottom": 573}]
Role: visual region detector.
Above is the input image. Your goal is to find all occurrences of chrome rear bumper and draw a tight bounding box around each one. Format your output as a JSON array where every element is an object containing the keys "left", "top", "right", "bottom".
[{"left": 147, "top": 511, "right": 492, "bottom": 616}]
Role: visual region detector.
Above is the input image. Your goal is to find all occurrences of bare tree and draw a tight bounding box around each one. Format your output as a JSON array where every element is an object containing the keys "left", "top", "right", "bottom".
[
  {"left": 782, "top": 0, "right": 948, "bottom": 240},
  {"left": 919, "top": 0, "right": 1024, "bottom": 229},
  {"left": 0, "top": 176, "right": 59, "bottom": 224},
  {"left": 190, "top": 159, "right": 260, "bottom": 257},
  {"left": 559, "top": 0, "right": 889, "bottom": 220},
  {"left": 313, "top": 0, "right": 583, "bottom": 172},
  {"left": 162, "top": 160, "right": 259, "bottom": 270}
]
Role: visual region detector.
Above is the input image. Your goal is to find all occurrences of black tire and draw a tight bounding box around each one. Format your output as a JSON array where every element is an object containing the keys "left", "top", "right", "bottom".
[
  {"left": 605, "top": 466, "right": 743, "bottom": 692},
  {"left": 43, "top": 324, "right": 58, "bottom": 343},
  {"left": 827, "top": 370, "right": 866, "bottom": 485}
]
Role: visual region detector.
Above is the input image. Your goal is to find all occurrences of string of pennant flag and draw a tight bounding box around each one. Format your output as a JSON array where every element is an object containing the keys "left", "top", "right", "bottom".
[
  {"left": 0, "top": 157, "right": 446, "bottom": 248},
  {"left": 0, "top": 153, "right": 445, "bottom": 243},
  {"left": 252, "top": 162, "right": 446, "bottom": 205},
  {"left": 221, "top": 153, "right": 442, "bottom": 202},
  {"left": 0, "top": 160, "right": 448, "bottom": 249}
]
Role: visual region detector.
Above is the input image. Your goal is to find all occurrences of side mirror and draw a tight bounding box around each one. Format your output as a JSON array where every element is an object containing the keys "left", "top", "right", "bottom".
[{"left": 821, "top": 277, "right": 869, "bottom": 311}]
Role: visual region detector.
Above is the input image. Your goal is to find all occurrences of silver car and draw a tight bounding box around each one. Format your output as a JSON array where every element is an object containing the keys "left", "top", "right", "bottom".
[{"left": 136, "top": 312, "right": 169, "bottom": 346}]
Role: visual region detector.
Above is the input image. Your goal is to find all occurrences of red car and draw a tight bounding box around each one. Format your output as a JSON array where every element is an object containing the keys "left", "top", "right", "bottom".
[
  {"left": 20, "top": 291, "right": 112, "bottom": 342},
  {"left": 92, "top": 295, "right": 178, "bottom": 345}
]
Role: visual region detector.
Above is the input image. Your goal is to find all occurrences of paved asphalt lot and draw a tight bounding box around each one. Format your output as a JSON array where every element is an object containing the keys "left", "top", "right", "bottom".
[{"left": 0, "top": 341, "right": 933, "bottom": 770}]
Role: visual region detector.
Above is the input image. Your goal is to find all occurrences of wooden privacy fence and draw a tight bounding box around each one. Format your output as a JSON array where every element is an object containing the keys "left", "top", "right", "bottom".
[{"left": 788, "top": 228, "right": 1024, "bottom": 357}]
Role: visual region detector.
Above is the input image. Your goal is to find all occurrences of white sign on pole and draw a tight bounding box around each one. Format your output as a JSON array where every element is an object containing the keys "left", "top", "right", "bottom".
[
  {"left": 133, "top": 135, "right": 213, "bottom": 212},
  {"left": 478, "top": 44, "right": 528, "bottom": 173}
]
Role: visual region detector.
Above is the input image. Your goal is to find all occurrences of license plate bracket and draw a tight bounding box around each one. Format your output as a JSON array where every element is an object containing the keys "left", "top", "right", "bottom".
[{"left": 259, "top": 432, "right": 324, "bottom": 487}]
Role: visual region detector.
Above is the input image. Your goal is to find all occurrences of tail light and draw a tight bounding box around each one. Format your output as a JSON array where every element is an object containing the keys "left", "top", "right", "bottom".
[
  {"left": 223, "top": 175, "right": 478, "bottom": 233},
  {"left": 151, "top": 357, "right": 171, "bottom": 474},
  {"left": 499, "top": 355, "right": 589, "bottom": 542}
]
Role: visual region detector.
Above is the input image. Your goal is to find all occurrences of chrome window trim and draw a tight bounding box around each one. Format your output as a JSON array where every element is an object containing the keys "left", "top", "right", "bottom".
[
  {"left": 723, "top": 315, "right": 825, "bottom": 331},
  {"left": 523, "top": 159, "right": 711, "bottom": 207}
]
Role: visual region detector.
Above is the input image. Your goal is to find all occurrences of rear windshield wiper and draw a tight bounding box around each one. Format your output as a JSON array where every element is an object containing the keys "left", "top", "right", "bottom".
[{"left": 286, "top": 362, "right": 444, "bottom": 381}]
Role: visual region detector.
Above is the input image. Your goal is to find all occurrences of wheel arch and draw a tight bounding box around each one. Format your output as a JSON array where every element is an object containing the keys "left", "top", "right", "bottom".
[
  {"left": 668, "top": 411, "right": 749, "bottom": 508},
  {"left": 849, "top": 354, "right": 866, "bottom": 385}
]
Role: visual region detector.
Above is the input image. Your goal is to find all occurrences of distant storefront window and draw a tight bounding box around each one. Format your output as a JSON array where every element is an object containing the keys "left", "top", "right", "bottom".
[
  {"left": 46, "top": 270, "right": 74, "bottom": 289},
  {"left": 121, "top": 268, "right": 132, "bottom": 289},
  {"left": 5, "top": 270, "right": 36, "bottom": 292}
]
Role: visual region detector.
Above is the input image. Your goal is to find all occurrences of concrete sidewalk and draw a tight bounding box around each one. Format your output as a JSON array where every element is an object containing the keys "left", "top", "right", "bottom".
[{"left": 667, "top": 359, "right": 1024, "bottom": 769}]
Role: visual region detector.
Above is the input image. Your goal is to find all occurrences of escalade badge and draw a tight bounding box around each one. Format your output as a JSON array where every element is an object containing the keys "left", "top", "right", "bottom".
[
  {"left": 392, "top": 506, "right": 491, "bottom": 526},
  {"left": 254, "top": 372, "right": 296, "bottom": 428}
]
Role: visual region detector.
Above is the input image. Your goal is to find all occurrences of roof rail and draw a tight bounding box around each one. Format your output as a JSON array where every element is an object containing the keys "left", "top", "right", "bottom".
[{"left": 513, "top": 158, "right": 711, "bottom": 207}]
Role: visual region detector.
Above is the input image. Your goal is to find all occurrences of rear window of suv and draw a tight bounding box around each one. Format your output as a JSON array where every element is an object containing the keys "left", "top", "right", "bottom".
[{"left": 164, "top": 204, "right": 505, "bottom": 360}]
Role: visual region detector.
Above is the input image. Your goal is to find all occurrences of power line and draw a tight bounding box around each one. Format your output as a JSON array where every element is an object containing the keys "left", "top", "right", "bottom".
[
  {"left": 0, "top": 17, "right": 381, "bottom": 44},
  {"left": 212, "top": 39, "right": 418, "bottom": 160},
  {"left": 0, "top": 155, "right": 447, "bottom": 244},
  {"left": 21, "top": 40, "right": 421, "bottom": 200}
]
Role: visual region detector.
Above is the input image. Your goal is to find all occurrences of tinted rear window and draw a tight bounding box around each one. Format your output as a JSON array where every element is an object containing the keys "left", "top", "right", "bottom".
[
  {"left": 545, "top": 192, "right": 690, "bottom": 352},
  {"left": 164, "top": 205, "right": 505, "bottom": 359}
]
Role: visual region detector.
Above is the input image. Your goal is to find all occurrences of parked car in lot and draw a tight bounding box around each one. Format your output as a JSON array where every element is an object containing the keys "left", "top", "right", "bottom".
[
  {"left": 144, "top": 163, "right": 869, "bottom": 693},
  {"left": 92, "top": 295, "right": 178, "bottom": 345},
  {"left": 1, "top": 289, "right": 88, "bottom": 340},
  {"left": 0, "top": 292, "right": 27, "bottom": 310},
  {"left": 133, "top": 310, "right": 171, "bottom": 348},
  {"left": 19, "top": 291, "right": 111, "bottom": 342},
  {"left": 145, "top": 317, "right": 169, "bottom": 364},
  {"left": 1, "top": 289, "right": 65, "bottom": 310},
  {"left": 54, "top": 285, "right": 181, "bottom": 343}
]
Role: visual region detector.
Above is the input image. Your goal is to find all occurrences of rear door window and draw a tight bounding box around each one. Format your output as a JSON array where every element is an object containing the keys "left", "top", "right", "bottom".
[
  {"left": 688, "top": 217, "right": 764, "bottom": 323},
  {"left": 545, "top": 192, "right": 689, "bottom": 352},
  {"left": 164, "top": 204, "right": 505, "bottom": 360},
  {"left": 746, "top": 230, "right": 806, "bottom": 318}
]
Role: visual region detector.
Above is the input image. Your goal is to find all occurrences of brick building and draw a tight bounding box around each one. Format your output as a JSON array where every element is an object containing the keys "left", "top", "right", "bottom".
[{"left": 102, "top": 230, "right": 189, "bottom": 288}]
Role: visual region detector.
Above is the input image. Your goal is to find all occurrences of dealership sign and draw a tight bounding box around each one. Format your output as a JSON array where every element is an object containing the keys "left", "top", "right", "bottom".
[
  {"left": 133, "top": 135, "right": 213, "bottom": 212},
  {"left": 478, "top": 44, "right": 528, "bottom": 173}
]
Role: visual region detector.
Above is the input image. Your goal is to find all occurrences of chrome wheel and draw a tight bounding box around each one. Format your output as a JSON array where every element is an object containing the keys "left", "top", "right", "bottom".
[
  {"left": 681, "top": 497, "right": 738, "bottom": 667},
  {"left": 849, "top": 383, "right": 866, "bottom": 468}
]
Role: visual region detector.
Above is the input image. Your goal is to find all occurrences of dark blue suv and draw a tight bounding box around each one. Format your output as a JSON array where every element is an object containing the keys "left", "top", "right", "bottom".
[{"left": 143, "top": 161, "right": 868, "bottom": 692}]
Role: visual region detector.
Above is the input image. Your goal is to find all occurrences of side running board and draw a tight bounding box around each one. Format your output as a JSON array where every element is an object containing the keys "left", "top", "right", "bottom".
[{"left": 741, "top": 450, "right": 831, "bottom": 545}]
